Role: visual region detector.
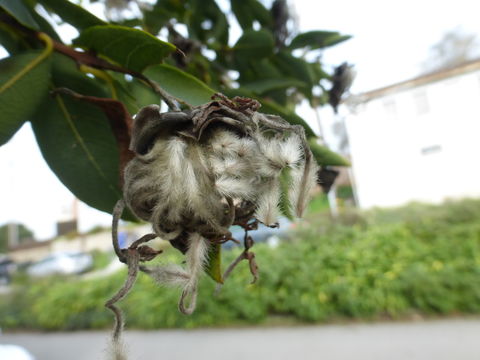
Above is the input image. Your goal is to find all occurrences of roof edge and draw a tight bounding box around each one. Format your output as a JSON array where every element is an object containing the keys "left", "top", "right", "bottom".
[{"left": 358, "top": 58, "right": 480, "bottom": 102}]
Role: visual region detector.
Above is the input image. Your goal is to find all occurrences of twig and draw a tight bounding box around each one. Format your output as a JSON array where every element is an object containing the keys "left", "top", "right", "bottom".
[
  {"left": 105, "top": 249, "right": 140, "bottom": 341},
  {"left": 215, "top": 225, "right": 258, "bottom": 294},
  {"left": 112, "top": 200, "right": 126, "bottom": 263}
]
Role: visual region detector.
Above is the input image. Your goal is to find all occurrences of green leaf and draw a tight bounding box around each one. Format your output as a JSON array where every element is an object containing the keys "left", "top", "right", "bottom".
[
  {"left": 234, "top": 29, "right": 274, "bottom": 59},
  {"left": 143, "top": 0, "right": 186, "bottom": 35},
  {"left": 308, "top": 139, "right": 350, "bottom": 166},
  {"left": 231, "top": 0, "right": 272, "bottom": 30},
  {"left": 309, "top": 62, "right": 330, "bottom": 84},
  {"left": 128, "top": 79, "right": 162, "bottom": 113},
  {"left": 188, "top": 0, "right": 229, "bottom": 45},
  {"left": 250, "top": 0, "right": 273, "bottom": 27},
  {"left": 289, "top": 31, "right": 351, "bottom": 50},
  {"left": 243, "top": 78, "right": 306, "bottom": 95},
  {"left": 37, "top": 0, "right": 105, "bottom": 30},
  {"left": 29, "top": 7, "right": 62, "bottom": 41},
  {"left": 31, "top": 56, "right": 123, "bottom": 214},
  {"left": 74, "top": 25, "right": 176, "bottom": 72},
  {"left": 279, "top": 167, "right": 294, "bottom": 220},
  {"left": 231, "top": 0, "right": 254, "bottom": 29},
  {"left": 145, "top": 64, "right": 215, "bottom": 106},
  {"left": 0, "top": 51, "right": 51, "bottom": 145},
  {"left": 0, "top": 0, "right": 38, "bottom": 29},
  {"left": 322, "top": 34, "right": 352, "bottom": 48},
  {"left": 273, "top": 52, "right": 314, "bottom": 88},
  {"left": 0, "top": 25, "right": 25, "bottom": 54},
  {"left": 205, "top": 243, "right": 223, "bottom": 284}
]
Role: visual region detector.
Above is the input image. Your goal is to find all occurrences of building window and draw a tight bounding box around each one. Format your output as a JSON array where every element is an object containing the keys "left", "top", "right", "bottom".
[
  {"left": 413, "top": 90, "right": 429, "bottom": 115},
  {"left": 383, "top": 99, "right": 397, "bottom": 120},
  {"left": 421, "top": 144, "right": 442, "bottom": 155}
]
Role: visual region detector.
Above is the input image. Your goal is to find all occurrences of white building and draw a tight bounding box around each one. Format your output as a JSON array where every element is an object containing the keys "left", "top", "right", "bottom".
[{"left": 344, "top": 60, "right": 480, "bottom": 208}]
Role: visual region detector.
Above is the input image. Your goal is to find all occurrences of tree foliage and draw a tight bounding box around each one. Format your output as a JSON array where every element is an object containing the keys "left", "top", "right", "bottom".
[
  {"left": 0, "top": 0, "right": 350, "bottom": 217},
  {"left": 0, "top": 223, "right": 34, "bottom": 252},
  {"left": 422, "top": 27, "right": 480, "bottom": 73}
]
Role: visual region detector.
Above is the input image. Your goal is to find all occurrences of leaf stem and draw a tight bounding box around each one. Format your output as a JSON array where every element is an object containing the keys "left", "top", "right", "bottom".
[{"left": 79, "top": 64, "right": 118, "bottom": 99}]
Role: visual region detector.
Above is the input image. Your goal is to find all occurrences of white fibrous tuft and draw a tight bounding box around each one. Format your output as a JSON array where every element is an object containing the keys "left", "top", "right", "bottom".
[
  {"left": 254, "top": 179, "right": 280, "bottom": 226},
  {"left": 178, "top": 233, "right": 210, "bottom": 314},
  {"left": 278, "top": 135, "right": 302, "bottom": 168},
  {"left": 147, "top": 264, "right": 190, "bottom": 287},
  {"left": 289, "top": 157, "right": 319, "bottom": 217},
  {"left": 214, "top": 175, "right": 254, "bottom": 200},
  {"left": 185, "top": 233, "right": 209, "bottom": 282},
  {"left": 210, "top": 156, "right": 249, "bottom": 177},
  {"left": 182, "top": 158, "right": 201, "bottom": 210},
  {"left": 259, "top": 137, "right": 282, "bottom": 170},
  {"left": 118, "top": 99, "right": 322, "bottom": 346},
  {"left": 165, "top": 138, "right": 187, "bottom": 175},
  {"left": 107, "top": 338, "right": 128, "bottom": 360},
  {"left": 210, "top": 129, "right": 242, "bottom": 156},
  {"left": 236, "top": 137, "right": 257, "bottom": 158}
]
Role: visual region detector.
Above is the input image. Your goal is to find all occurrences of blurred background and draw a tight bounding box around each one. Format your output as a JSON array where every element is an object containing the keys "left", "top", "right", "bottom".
[{"left": 1, "top": 0, "right": 480, "bottom": 359}]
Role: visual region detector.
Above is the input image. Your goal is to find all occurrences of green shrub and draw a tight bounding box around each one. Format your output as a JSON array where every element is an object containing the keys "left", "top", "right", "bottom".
[{"left": 1, "top": 198, "right": 480, "bottom": 330}]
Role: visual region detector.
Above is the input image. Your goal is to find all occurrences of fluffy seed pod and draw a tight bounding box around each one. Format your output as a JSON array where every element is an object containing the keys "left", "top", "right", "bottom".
[
  {"left": 123, "top": 94, "right": 318, "bottom": 245},
  {"left": 115, "top": 94, "right": 318, "bottom": 319}
]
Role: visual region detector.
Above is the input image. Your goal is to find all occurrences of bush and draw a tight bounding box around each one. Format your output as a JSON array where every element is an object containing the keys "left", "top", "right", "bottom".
[{"left": 1, "top": 198, "right": 480, "bottom": 330}]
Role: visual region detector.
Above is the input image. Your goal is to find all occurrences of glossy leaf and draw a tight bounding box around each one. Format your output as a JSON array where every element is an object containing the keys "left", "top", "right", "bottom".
[
  {"left": 0, "top": 25, "right": 25, "bottom": 54},
  {"left": 231, "top": 0, "right": 272, "bottom": 29},
  {"left": 51, "top": 87, "right": 134, "bottom": 182},
  {"left": 0, "top": 0, "right": 38, "bottom": 29},
  {"left": 0, "top": 51, "right": 51, "bottom": 145},
  {"left": 188, "top": 0, "right": 229, "bottom": 45},
  {"left": 29, "top": 8, "right": 62, "bottom": 41},
  {"left": 309, "top": 139, "right": 350, "bottom": 166},
  {"left": 205, "top": 243, "right": 223, "bottom": 284},
  {"left": 273, "top": 52, "right": 314, "bottom": 87},
  {"left": 144, "top": 0, "right": 186, "bottom": 35},
  {"left": 37, "top": 0, "right": 105, "bottom": 30},
  {"left": 279, "top": 167, "right": 294, "bottom": 220},
  {"left": 31, "top": 56, "right": 123, "bottom": 215},
  {"left": 289, "top": 30, "right": 351, "bottom": 50},
  {"left": 250, "top": 0, "right": 272, "bottom": 27},
  {"left": 243, "top": 78, "right": 306, "bottom": 95},
  {"left": 234, "top": 29, "right": 274, "bottom": 60},
  {"left": 145, "top": 64, "right": 216, "bottom": 106},
  {"left": 127, "top": 79, "right": 162, "bottom": 113},
  {"left": 74, "top": 25, "right": 176, "bottom": 72}
]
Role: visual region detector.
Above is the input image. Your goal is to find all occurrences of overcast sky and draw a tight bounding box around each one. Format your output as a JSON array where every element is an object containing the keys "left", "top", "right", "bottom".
[{"left": 1, "top": 0, "right": 480, "bottom": 239}]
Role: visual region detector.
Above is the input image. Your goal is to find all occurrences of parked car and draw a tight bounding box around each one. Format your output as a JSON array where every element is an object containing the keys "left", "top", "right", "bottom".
[
  {"left": 0, "top": 255, "right": 16, "bottom": 285},
  {"left": 27, "top": 252, "right": 93, "bottom": 277},
  {"left": 224, "top": 217, "right": 293, "bottom": 249},
  {"left": 0, "top": 344, "right": 35, "bottom": 360}
]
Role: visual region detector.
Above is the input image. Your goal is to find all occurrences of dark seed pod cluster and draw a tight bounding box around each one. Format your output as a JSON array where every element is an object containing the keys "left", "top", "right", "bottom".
[{"left": 121, "top": 94, "right": 318, "bottom": 312}]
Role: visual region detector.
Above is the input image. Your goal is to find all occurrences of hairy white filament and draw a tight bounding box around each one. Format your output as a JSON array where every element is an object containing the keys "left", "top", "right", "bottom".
[
  {"left": 289, "top": 159, "right": 319, "bottom": 217},
  {"left": 278, "top": 135, "right": 302, "bottom": 168},
  {"left": 210, "top": 129, "right": 242, "bottom": 156},
  {"left": 146, "top": 264, "right": 190, "bottom": 287},
  {"left": 214, "top": 175, "right": 255, "bottom": 200},
  {"left": 179, "top": 233, "right": 210, "bottom": 314},
  {"left": 254, "top": 179, "right": 281, "bottom": 226}
]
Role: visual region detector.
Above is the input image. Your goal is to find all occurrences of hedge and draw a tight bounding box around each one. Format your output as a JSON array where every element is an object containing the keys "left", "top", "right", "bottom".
[{"left": 1, "top": 199, "right": 480, "bottom": 330}]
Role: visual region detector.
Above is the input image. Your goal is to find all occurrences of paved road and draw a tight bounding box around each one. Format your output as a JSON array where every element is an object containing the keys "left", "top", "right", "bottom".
[{"left": 1, "top": 318, "right": 479, "bottom": 360}]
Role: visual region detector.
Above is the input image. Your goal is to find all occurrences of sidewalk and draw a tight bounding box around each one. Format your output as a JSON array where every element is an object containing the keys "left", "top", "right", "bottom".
[{"left": 1, "top": 317, "right": 479, "bottom": 360}]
